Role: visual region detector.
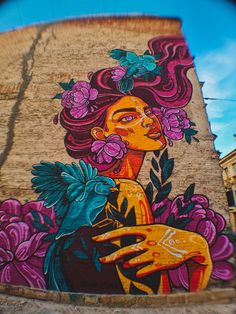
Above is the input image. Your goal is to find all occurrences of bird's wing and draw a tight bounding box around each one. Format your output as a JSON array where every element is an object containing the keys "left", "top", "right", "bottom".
[
  {"left": 31, "top": 161, "right": 88, "bottom": 218},
  {"left": 79, "top": 160, "right": 98, "bottom": 181}
]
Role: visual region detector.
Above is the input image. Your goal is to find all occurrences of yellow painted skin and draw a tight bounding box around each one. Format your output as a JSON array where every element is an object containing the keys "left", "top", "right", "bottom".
[
  {"left": 94, "top": 179, "right": 213, "bottom": 294},
  {"left": 91, "top": 96, "right": 213, "bottom": 294}
]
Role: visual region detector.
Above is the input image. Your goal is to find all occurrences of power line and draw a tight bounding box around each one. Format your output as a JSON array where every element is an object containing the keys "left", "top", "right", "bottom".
[{"left": 204, "top": 97, "right": 236, "bottom": 102}]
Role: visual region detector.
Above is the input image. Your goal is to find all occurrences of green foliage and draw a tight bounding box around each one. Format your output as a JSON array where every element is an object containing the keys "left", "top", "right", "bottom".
[
  {"left": 145, "top": 182, "right": 154, "bottom": 206},
  {"left": 52, "top": 93, "right": 62, "bottom": 99},
  {"left": 150, "top": 169, "right": 161, "bottom": 190},
  {"left": 184, "top": 183, "right": 195, "bottom": 202},
  {"left": 183, "top": 128, "right": 198, "bottom": 144}
]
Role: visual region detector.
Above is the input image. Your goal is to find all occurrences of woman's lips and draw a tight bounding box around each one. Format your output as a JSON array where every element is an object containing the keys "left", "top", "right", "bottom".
[{"left": 146, "top": 130, "right": 162, "bottom": 139}]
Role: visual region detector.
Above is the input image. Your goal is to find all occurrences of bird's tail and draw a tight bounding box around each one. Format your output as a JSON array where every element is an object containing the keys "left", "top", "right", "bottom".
[{"left": 44, "top": 240, "right": 69, "bottom": 291}]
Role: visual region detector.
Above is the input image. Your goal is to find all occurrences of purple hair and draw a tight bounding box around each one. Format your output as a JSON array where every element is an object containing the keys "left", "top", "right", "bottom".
[{"left": 60, "top": 36, "right": 194, "bottom": 171}]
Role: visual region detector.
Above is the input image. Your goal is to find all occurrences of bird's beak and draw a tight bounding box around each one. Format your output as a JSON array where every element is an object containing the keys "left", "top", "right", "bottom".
[{"left": 110, "top": 187, "right": 119, "bottom": 192}]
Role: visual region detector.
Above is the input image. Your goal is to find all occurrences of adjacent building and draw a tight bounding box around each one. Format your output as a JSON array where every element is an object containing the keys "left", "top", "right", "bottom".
[{"left": 220, "top": 148, "right": 236, "bottom": 231}]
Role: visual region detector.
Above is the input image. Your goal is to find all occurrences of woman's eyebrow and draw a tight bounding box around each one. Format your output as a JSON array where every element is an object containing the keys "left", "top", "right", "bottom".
[{"left": 113, "top": 108, "right": 137, "bottom": 115}]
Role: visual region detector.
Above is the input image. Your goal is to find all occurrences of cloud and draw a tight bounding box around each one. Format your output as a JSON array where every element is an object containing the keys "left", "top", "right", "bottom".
[
  {"left": 194, "top": 40, "right": 236, "bottom": 156},
  {"left": 195, "top": 40, "right": 236, "bottom": 104}
]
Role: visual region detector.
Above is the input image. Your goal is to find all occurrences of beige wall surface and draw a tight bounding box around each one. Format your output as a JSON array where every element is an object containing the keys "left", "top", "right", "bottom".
[{"left": 0, "top": 17, "right": 227, "bottom": 215}]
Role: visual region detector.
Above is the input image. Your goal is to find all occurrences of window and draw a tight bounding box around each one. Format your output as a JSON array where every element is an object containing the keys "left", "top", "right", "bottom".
[
  {"left": 226, "top": 190, "right": 236, "bottom": 207},
  {"left": 233, "top": 163, "right": 236, "bottom": 173},
  {"left": 225, "top": 167, "right": 229, "bottom": 177}
]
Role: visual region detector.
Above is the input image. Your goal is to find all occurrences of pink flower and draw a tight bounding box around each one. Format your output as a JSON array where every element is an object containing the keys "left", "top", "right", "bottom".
[
  {"left": 111, "top": 66, "right": 127, "bottom": 82},
  {"left": 91, "top": 134, "right": 127, "bottom": 164},
  {"left": 61, "top": 81, "right": 98, "bottom": 119},
  {"left": 0, "top": 199, "right": 58, "bottom": 288},
  {"left": 153, "top": 107, "right": 190, "bottom": 140},
  {"left": 0, "top": 223, "right": 47, "bottom": 289}
]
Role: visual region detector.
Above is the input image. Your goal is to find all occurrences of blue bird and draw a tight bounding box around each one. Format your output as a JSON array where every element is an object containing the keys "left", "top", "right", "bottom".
[{"left": 31, "top": 160, "right": 117, "bottom": 291}]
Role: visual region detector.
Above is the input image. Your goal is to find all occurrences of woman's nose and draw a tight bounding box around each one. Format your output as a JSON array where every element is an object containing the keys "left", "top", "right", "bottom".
[{"left": 141, "top": 115, "right": 155, "bottom": 128}]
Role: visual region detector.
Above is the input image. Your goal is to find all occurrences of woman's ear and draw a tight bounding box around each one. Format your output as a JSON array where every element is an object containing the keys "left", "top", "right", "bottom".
[{"left": 91, "top": 127, "right": 106, "bottom": 140}]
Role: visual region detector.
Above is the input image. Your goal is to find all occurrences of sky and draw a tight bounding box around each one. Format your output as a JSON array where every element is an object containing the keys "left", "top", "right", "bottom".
[{"left": 0, "top": 0, "right": 235, "bottom": 157}]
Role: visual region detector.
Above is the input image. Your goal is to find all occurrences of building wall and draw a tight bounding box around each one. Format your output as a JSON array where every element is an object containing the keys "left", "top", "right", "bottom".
[
  {"left": 220, "top": 149, "right": 236, "bottom": 231},
  {"left": 0, "top": 17, "right": 234, "bottom": 295}
]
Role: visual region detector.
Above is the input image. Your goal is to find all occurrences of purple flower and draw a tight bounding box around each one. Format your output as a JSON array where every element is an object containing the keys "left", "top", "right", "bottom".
[
  {"left": 152, "top": 194, "right": 234, "bottom": 289},
  {"left": 61, "top": 81, "right": 98, "bottom": 119},
  {"left": 111, "top": 66, "right": 127, "bottom": 82},
  {"left": 0, "top": 223, "right": 47, "bottom": 289},
  {"left": 153, "top": 107, "right": 190, "bottom": 140},
  {"left": 91, "top": 134, "right": 127, "bottom": 164},
  {"left": 0, "top": 199, "right": 58, "bottom": 289}
]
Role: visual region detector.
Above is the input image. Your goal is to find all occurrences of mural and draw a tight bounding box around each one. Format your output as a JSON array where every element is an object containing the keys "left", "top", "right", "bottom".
[{"left": 0, "top": 36, "right": 234, "bottom": 294}]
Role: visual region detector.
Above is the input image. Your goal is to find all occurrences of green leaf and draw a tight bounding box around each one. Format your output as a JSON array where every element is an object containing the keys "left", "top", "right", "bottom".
[
  {"left": 152, "top": 204, "right": 167, "bottom": 218},
  {"left": 92, "top": 247, "right": 102, "bottom": 272},
  {"left": 129, "top": 282, "right": 147, "bottom": 295},
  {"left": 73, "top": 249, "right": 88, "bottom": 260},
  {"left": 30, "top": 210, "right": 40, "bottom": 223},
  {"left": 59, "top": 82, "right": 72, "bottom": 90},
  {"left": 143, "top": 73, "right": 151, "bottom": 81},
  {"left": 153, "top": 150, "right": 160, "bottom": 158},
  {"left": 150, "top": 169, "right": 161, "bottom": 190},
  {"left": 126, "top": 51, "right": 139, "bottom": 64},
  {"left": 154, "top": 53, "right": 162, "bottom": 59},
  {"left": 43, "top": 233, "right": 56, "bottom": 242},
  {"left": 31, "top": 220, "right": 49, "bottom": 232},
  {"left": 118, "top": 77, "right": 134, "bottom": 93},
  {"left": 189, "top": 121, "right": 196, "bottom": 127},
  {"left": 166, "top": 213, "right": 175, "bottom": 226},
  {"left": 109, "top": 206, "right": 126, "bottom": 225},
  {"left": 107, "top": 188, "right": 119, "bottom": 209},
  {"left": 161, "top": 158, "right": 174, "bottom": 184},
  {"left": 126, "top": 65, "right": 138, "bottom": 77},
  {"left": 120, "top": 197, "right": 128, "bottom": 215},
  {"left": 159, "top": 149, "right": 169, "bottom": 170},
  {"left": 109, "top": 49, "right": 127, "bottom": 60},
  {"left": 145, "top": 182, "right": 153, "bottom": 205},
  {"left": 180, "top": 202, "right": 195, "bottom": 215},
  {"left": 144, "top": 50, "right": 151, "bottom": 55},
  {"left": 151, "top": 157, "right": 159, "bottom": 172},
  {"left": 154, "top": 182, "right": 172, "bottom": 202},
  {"left": 42, "top": 213, "right": 54, "bottom": 227},
  {"left": 151, "top": 66, "right": 162, "bottom": 76},
  {"left": 185, "top": 133, "right": 191, "bottom": 144},
  {"left": 183, "top": 128, "right": 198, "bottom": 136},
  {"left": 124, "top": 206, "right": 136, "bottom": 227},
  {"left": 172, "top": 218, "right": 192, "bottom": 229},
  {"left": 184, "top": 183, "right": 195, "bottom": 202},
  {"left": 52, "top": 93, "right": 62, "bottom": 99},
  {"left": 176, "top": 198, "right": 183, "bottom": 213},
  {"left": 80, "top": 237, "right": 88, "bottom": 251},
  {"left": 68, "top": 79, "right": 75, "bottom": 88},
  {"left": 193, "top": 136, "right": 200, "bottom": 143}
]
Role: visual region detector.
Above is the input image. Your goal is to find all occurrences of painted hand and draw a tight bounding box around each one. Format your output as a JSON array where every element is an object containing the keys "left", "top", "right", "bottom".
[{"left": 93, "top": 224, "right": 213, "bottom": 290}]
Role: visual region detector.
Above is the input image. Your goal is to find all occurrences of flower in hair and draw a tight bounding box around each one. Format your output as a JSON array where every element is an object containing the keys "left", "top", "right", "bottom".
[
  {"left": 153, "top": 107, "right": 198, "bottom": 144},
  {"left": 110, "top": 49, "right": 162, "bottom": 93},
  {"left": 91, "top": 134, "right": 127, "bottom": 164},
  {"left": 59, "top": 80, "right": 98, "bottom": 119},
  {"left": 111, "top": 66, "right": 127, "bottom": 82}
]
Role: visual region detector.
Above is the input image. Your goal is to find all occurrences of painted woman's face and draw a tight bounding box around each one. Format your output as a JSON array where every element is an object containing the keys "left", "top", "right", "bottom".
[{"left": 103, "top": 96, "right": 166, "bottom": 151}]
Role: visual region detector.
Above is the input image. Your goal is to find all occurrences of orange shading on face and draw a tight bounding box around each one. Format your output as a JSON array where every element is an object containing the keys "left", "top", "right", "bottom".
[{"left": 104, "top": 96, "right": 166, "bottom": 151}]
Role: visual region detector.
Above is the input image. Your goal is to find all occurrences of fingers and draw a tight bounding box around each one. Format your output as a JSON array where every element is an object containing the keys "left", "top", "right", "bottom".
[
  {"left": 123, "top": 253, "right": 153, "bottom": 268},
  {"left": 92, "top": 227, "right": 146, "bottom": 242},
  {"left": 99, "top": 243, "right": 146, "bottom": 264},
  {"left": 136, "top": 263, "right": 157, "bottom": 278}
]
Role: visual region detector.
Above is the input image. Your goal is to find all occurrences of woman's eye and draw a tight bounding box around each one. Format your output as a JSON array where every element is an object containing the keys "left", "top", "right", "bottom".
[{"left": 120, "top": 115, "right": 135, "bottom": 122}]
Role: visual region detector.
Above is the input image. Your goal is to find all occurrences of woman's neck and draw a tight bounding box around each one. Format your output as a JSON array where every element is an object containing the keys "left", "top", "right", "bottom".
[{"left": 101, "top": 150, "right": 145, "bottom": 180}]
